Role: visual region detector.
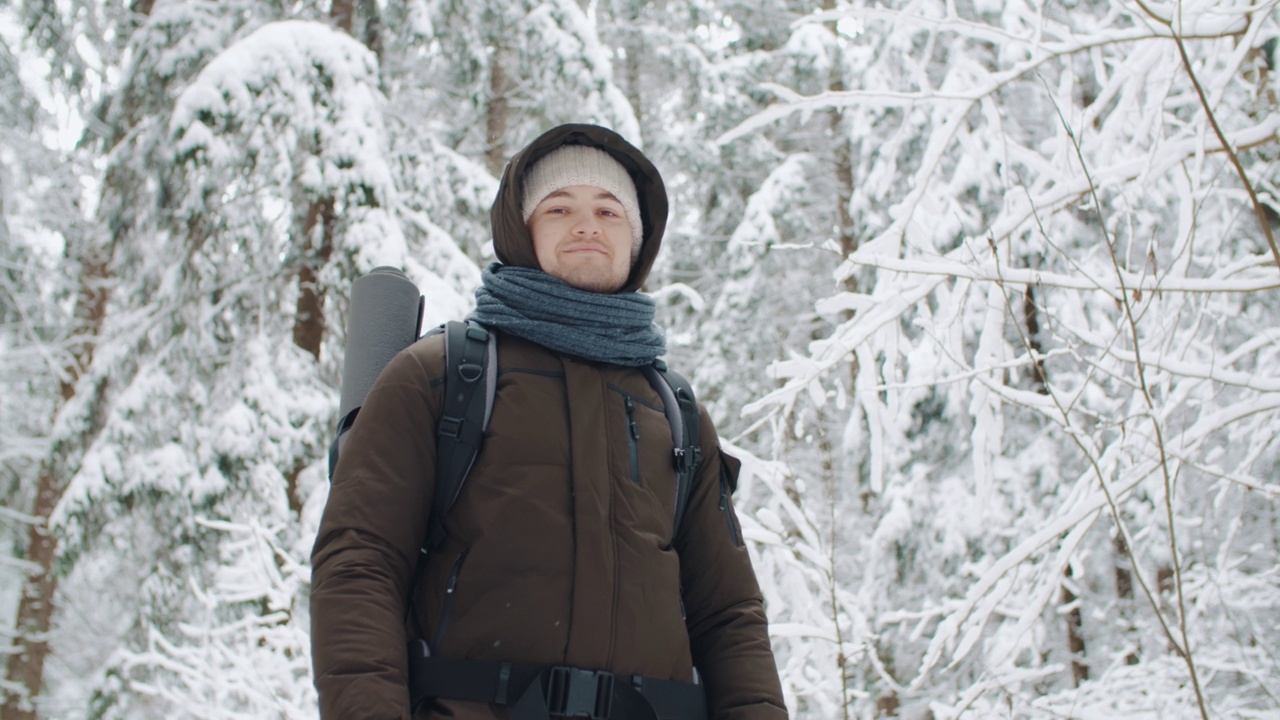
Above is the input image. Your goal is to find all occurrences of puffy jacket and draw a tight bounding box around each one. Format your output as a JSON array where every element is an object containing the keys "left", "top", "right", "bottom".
[{"left": 310, "top": 124, "right": 787, "bottom": 719}]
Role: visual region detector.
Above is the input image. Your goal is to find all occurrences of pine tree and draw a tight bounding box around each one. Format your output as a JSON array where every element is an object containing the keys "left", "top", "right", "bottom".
[
  {"left": 1, "top": 1, "right": 145, "bottom": 715},
  {"left": 38, "top": 4, "right": 408, "bottom": 714},
  {"left": 397, "top": 0, "right": 638, "bottom": 173},
  {"left": 0, "top": 27, "right": 70, "bottom": 712},
  {"left": 4, "top": 0, "right": 660, "bottom": 713}
]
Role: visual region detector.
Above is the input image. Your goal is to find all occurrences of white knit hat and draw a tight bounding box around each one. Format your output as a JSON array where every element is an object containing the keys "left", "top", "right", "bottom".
[{"left": 521, "top": 145, "right": 644, "bottom": 254}]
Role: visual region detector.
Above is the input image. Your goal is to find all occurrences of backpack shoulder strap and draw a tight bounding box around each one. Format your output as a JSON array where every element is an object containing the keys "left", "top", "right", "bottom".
[
  {"left": 426, "top": 319, "right": 496, "bottom": 550},
  {"left": 642, "top": 359, "right": 702, "bottom": 541}
]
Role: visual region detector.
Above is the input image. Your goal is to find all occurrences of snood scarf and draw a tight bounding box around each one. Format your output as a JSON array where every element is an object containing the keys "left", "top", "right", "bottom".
[{"left": 468, "top": 263, "right": 666, "bottom": 367}]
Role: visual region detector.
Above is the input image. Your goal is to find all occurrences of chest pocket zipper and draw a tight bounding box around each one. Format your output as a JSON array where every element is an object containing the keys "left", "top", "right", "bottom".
[
  {"left": 433, "top": 547, "right": 470, "bottom": 652},
  {"left": 719, "top": 463, "right": 743, "bottom": 547},
  {"left": 623, "top": 396, "right": 640, "bottom": 484}
]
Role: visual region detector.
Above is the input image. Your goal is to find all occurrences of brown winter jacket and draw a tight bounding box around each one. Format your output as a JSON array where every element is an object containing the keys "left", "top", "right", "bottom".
[{"left": 310, "top": 125, "right": 787, "bottom": 720}]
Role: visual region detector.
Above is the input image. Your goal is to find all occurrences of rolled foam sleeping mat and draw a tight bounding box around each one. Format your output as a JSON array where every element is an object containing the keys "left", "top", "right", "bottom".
[{"left": 337, "top": 266, "right": 424, "bottom": 424}]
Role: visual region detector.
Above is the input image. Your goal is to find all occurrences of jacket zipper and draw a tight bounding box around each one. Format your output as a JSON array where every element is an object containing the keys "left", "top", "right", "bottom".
[
  {"left": 623, "top": 396, "right": 640, "bottom": 484},
  {"left": 719, "top": 465, "right": 743, "bottom": 547},
  {"left": 432, "top": 547, "right": 470, "bottom": 652}
]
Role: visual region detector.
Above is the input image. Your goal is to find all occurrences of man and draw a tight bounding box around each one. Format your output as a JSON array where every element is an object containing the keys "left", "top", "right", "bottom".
[{"left": 310, "top": 124, "right": 787, "bottom": 719}]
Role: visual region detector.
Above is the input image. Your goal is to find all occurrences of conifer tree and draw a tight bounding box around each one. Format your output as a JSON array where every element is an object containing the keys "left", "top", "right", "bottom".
[
  {"left": 0, "top": 33, "right": 69, "bottom": 720},
  {"left": 40, "top": 4, "right": 403, "bottom": 714},
  {"left": 22, "top": 0, "right": 648, "bottom": 713},
  {"left": 1, "top": 2, "right": 149, "bottom": 715}
]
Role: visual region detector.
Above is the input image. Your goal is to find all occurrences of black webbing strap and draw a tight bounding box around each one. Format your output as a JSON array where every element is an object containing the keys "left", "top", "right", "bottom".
[
  {"left": 327, "top": 406, "right": 359, "bottom": 480},
  {"left": 428, "top": 320, "right": 492, "bottom": 550},
  {"left": 409, "top": 652, "right": 707, "bottom": 720},
  {"left": 643, "top": 360, "right": 702, "bottom": 540}
]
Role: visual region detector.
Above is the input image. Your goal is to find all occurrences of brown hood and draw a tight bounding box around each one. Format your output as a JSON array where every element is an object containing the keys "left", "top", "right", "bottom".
[{"left": 490, "top": 124, "right": 668, "bottom": 293}]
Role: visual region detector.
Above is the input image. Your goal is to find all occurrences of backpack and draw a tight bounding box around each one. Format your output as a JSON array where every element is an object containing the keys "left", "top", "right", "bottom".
[
  {"left": 422, "top": 319, "right": 703, "bottom": 555},
  {"left": 329, "top": 310, "right": 705, "bottom": 553},
  {"left": 405, "top": 321, "right": 709, "bottom": 715}
]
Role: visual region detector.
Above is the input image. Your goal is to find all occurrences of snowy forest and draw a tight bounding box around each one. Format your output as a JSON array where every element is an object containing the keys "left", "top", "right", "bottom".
[{"left": 2, "top": 0, "right": 1278, "bottom": 718}]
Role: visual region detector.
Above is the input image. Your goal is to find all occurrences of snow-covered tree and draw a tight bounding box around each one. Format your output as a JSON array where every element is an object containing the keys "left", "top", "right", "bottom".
[
  {"left": 373, "top": 0, "right": 644, "bottom": 282},
  {"left": 0, "top": 19, "right": 67, "bottom": 691},
  {"left": 41, "top": 8, "right": 404, "bottom": 715},
  {"left": 724, "top": 0, "right": 1280, "bottom": 716},
  {"left": 431, "top": 0, "right": 637, "bottom": 161},
  {"left": 1, "top": 1, "right": 144, "bottom": 716},
  {"left": 4, "top": 0, "right": 1278, "bottom": 717}
]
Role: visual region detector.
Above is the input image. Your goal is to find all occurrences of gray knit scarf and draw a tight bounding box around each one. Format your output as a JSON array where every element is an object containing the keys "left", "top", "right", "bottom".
[{"left": 467, "top": 264, "right": 666, "bottom": 366}]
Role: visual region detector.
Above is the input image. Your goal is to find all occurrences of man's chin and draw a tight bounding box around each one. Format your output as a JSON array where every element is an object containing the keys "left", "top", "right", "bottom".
[{"left": 556, "top": 269, "right": 626, "bottom": 294}]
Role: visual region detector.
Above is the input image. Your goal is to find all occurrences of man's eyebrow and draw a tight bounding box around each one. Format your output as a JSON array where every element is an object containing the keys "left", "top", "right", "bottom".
[{"left": 540, "top": 189, "right": 623, "bottom": 203}]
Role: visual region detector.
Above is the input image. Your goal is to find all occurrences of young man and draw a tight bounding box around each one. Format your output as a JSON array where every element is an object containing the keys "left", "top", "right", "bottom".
[{"left": 310, "top": 124, "right": 787, "bottom": 720}]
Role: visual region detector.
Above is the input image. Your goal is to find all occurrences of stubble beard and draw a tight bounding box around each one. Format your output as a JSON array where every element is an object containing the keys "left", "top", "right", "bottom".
[{"left": 554, "top": 266, "right": 628, "bottom": 294}]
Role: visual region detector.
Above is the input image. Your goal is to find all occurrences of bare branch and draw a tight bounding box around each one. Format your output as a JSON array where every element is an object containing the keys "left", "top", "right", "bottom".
[{"left": 1047, "top": 80, "right": 1212, "bottom": 720}]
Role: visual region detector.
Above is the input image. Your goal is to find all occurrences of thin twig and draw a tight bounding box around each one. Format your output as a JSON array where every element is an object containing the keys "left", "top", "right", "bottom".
[
  {"left": 815, "top": 415, "right": 853, "bottom": 720},
  {"left": 1044, "top": 83, "right": 1211, "bottom": 720}
]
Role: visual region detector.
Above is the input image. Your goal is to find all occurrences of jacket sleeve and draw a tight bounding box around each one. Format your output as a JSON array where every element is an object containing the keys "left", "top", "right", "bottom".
[
  {"left": 310, "top": 344, "right": 441, "bottom": 720},
  {"left": 676, "top": 408, "right": 788, "bottom": 720}
]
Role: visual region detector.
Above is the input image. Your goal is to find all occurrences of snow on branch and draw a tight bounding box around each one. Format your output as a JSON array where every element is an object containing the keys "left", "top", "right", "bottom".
[
  {"left": 843, "top": 253, "right": 1280, "bottom": 295},
  {"left": 169, "top": 20, "right": 394, "bottom": 207}
]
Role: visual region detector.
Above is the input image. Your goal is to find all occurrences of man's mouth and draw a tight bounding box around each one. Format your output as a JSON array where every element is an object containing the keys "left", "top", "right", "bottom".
[{"left": 563, "top": 244, "right": 608, "bottom": 255}]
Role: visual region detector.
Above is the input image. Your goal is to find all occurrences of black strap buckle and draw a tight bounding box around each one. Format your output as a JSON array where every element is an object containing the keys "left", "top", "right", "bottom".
[
  {"left": 673, "top": 445, "right": 702, "bottom": 474},
  {"left": 546, "top": 666, "right": 614, "bottom": 718},
  {"left": 438, "top": 415, "right": 463, "bottom": 439}
]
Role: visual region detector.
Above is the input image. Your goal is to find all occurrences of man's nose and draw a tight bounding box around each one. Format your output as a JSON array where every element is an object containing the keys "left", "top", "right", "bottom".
[{"left": 572, "top": 215, "right": 601, "bottom": 235}]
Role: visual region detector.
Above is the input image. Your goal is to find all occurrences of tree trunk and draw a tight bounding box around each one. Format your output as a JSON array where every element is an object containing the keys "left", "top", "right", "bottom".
[
  {"left": 485, "top": 50, "right": 510, "bottom": 177},
  {"left": 814, "top": 414, "right": 853, "bottom": 720},
  {"left": 1156, "top": 565, "right": 1178, "bottom": 654},
  {"left": 1062, "top": 564, "right": 1090, "bottom": 685},
  {"left": 330, "top": 0, "right": 355, "bottom": 31},
  {"left": 1023, "top": 280, "right": 1089, "bottom": 684},
  {"left": 824, "top": 0, "right": 856, "bottom": 296},
  {"left": 287, "top": 198, "right": 334, "bottom": 508},
  {"left": 818, "top": 6, "right": 860, "bottom": 712},
  {"left": 623, "top": 5, "right": 643, "bottom": 128},
  {"left": 2, "top": 471, "right": 63, "bottom": 720},
  {"left": 1023, "top": 284, "right": 1047, "bottom": 392},
  {"left": 292, "top": 197, "right": 336, "bottom": 360},
  {"left": 1114, "top": 533, "right": 1140, "bottom": 665},
  {"left": 358, "top": 0, "right": 384, "bottom": 65},
  {"left": 331, "top": 0, "right": 383, "bottom": 61},
  {"left": 288, "top": 1, "right": 357, "bottom": 363},
  {"left": 625, "top": 41, "right": 642, "bottom": 127},
  {"left": 2, "top": 250, "right": 111, "bottom": 720}
]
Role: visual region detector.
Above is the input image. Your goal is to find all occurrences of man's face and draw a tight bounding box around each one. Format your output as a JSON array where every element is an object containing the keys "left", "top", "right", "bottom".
[{"left": 527, "top": 185, "right": 634, "bottom": 293}]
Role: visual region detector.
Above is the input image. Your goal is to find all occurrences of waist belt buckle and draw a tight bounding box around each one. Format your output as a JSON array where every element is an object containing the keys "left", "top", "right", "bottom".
[{"left": 546, "top": 666, "right": 614, "bottom": 719}]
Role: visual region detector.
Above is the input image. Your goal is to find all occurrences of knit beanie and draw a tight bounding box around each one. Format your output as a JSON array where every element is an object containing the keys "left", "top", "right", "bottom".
[{"left": 521, "top": 145, "right": 644, "bottom": 256}]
